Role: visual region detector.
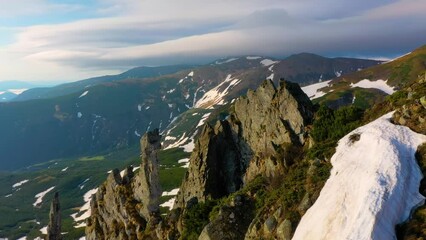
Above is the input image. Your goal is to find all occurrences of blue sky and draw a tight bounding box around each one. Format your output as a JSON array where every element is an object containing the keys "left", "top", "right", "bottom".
[{"left": 0, "top": 0, "right": 425, "bottom": 83}]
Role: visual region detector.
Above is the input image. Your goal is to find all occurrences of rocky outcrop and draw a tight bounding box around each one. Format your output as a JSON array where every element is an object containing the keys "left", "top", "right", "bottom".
[
  {"left": 85, "top": 80, "right": 314, "bottom": 240},
  {"left": 198, "top": 195, "right": 253, "bottom": 240},
  {"left": 234, "top": 80, "right": 313, "bottom": 182},
  {"left": 175, "top": 80, "right": 313, "bottom": 210},
  {"left": 85, "top": 129, "right": 162, "bottom": 240},
  {"left": 47, "top": 192, "right": 62, "bottom": 240},
  {"left": 133, "top": 129, "right": 162, "bottom": 221}
]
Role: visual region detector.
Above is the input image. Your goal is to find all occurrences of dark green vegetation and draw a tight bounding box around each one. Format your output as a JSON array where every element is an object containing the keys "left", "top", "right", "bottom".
[
  {"left": 315, "top": 45, "right": 426, "bottom": 110},
  {"left": 158, "top": 148, "right": 190, "bottom": 191},
  {"left": 14, "top": 65, "right": 194, "bottom": 102},
  {"left": 308, "top": 104, "right": 364, "bottom": 159},
  {"left": 0, "top": 146, "right": 139, "bottom": 239},
  {"left": 0, "top": 145, "right": 189, "bottom": 239},
  {"left": 0, "top": 73, "right": 197, "bottom": 170},
  {"left": 274, "top": 53, "right": 380, "bottom": 86},
  {"left": 181, "top": 200, "right": 219, "bottom": 240}
]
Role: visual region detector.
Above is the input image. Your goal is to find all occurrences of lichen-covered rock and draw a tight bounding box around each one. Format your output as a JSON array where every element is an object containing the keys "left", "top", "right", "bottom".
[
  {"left": 85, "top": 129, "right": 162, "bottom": 239},
  {"left": 134, "top": 128, "right": 162, "bottom": 222},
  {"left": 276, "top": 219, "right": 292, "bottom": 240},
  {"left": 198, "top": 198, "right": 253, "bottom": 240},
  {"left": 420, "top": 96, "right": 426, "bottom": 109},
  {"left": 47, "top": 192, "right": 62, "bottom": 240}
]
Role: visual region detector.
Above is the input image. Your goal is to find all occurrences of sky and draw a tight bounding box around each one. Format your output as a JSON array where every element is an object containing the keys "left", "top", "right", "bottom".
[{"left": 0, "top": 0, "right": 425, "bottom": 83}]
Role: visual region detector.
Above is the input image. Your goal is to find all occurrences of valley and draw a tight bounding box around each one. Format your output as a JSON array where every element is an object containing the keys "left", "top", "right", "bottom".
[{"left": 0, "top": 46, "right": 424, "bottom": 239}]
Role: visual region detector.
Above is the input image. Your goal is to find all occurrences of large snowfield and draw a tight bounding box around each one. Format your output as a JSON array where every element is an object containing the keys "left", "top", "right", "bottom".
[{"left": 293, "top": 112, "right": 426, "bottom": 240}]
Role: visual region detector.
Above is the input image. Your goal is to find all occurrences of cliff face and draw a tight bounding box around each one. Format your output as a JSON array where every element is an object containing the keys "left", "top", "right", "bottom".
[
  {"left": 174, "top": 80, "right": 313, "bottom": 210},
  {"left": 85, "top": 129, "right": 162, "bottom": 240}
]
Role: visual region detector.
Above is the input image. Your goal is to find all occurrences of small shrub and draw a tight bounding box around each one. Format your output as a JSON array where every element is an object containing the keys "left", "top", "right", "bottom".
[{"left": 181, "top": 199, "right": 218, "bottom": 239}]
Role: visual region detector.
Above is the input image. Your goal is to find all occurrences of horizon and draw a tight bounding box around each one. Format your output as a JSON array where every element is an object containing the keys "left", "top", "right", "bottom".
[
  {"left": 0, "top": 0, "right": 425, "bottom": 83},
  {"left": 0, "top": 52, "right": 396, "bottom": 86}
]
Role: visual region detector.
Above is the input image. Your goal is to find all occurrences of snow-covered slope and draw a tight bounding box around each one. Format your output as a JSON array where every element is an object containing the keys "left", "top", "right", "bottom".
[
  {"left": 195, "top": 74, "right": 241, "bottom": 109},
  {"left": 293, "top": 112, "right": 426, "bottom": 240},
  {"left": 350, "top": 79, "right": 395, "bottom": 95},
  {"left": 301, "top": 80, "right": 331, "bottom": 100}
]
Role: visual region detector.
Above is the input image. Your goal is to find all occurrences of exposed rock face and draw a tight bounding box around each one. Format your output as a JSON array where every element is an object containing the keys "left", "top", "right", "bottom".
[
  {"left": 85, "top": 129, "right": 162, "bottom": 239},
  {"left": 134, "top": 129, "right": 162, "bottom": 220},
  {"left": 234, "top": 80, "right": 313, "bottom": 182},
  {"left": 198, "top": 195, "right": 254, "bottom": 240},
  {"left": 175, "top": 80, "right": 313, "bottom": 210},
  {"left": 47, "top": 192, "right": 62, "bottom": 240},
  {"left": 174, "top": 121, "right": 246, "bottom": 209}
]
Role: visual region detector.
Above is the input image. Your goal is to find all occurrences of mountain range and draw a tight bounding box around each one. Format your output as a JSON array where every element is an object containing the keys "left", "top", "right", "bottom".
[
  {"left": 0, "top": 45, "right": 424, "bottom": 240},
  {"left": 0, "top": 53, "right": 380, "bottom": 171}
]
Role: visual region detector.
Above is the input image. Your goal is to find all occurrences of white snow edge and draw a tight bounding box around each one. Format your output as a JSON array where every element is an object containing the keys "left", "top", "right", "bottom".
[{"left": 293, "top": 112, "right": 426, "bottom": 240}]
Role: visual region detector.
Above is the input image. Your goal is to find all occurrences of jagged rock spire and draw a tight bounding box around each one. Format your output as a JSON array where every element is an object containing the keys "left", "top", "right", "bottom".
[
  {"left": 85, "top": 129, "right": 162, "bottom": 239},
  {"left": 47, "top": 192, "right": 62, "bottom": 240},
  {"left": 137, "top": 128, "right": 162, "bottom": 220}
]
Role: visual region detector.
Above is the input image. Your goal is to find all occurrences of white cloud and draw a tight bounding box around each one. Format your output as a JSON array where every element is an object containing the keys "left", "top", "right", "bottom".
[{"left": 0, "top": 0, "right": 425, "bottom": 82}]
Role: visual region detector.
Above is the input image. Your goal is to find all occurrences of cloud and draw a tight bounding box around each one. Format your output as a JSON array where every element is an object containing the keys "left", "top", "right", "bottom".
[
  {"left": 0, "top": 0, "right": 83, "bottom": 17},
  {"left": 0, "top": 0, "right": 425, "bottom": 82}
]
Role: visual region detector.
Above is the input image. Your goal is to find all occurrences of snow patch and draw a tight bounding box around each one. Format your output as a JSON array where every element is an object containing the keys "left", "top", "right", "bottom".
[
  {"left": 184, "top": 92, "right": 190, "bottom": 100},
  {"left": 334, "top": 70, "right": 342, "bottom": 77},
  {"left": 181, "top": 141, "right": 195, "bottom": 153},
  {"left": 162, "top": 188, "right": 180, "bottom": 196},
  {"left": 134, "top": 130, "right": 141, "bottom": 137},
  {"left": 8, "top": 88, "right": 28, "bottom": 95},
  {"left": 77, "top": 112, "right": 82, "bottom": 118},
  {"left": 78, "top": 91, "right": 89, "bottom": 98},
  {"left": 267, "top": 73, "right": 274, "bottom": 81},
  {"left": 246, "top": 56, "right": 261, "bottom": 60},
  {"left": 215, "top": 58, "right": 238, "bottom": 64},
  {"left": 301, "top": 80, "right": 331, "bottom": 100},
  {"left": 164, "top": 133, "right": 189, "bottom": 150},
  {"left": 33, "top": 186, "right": 55, "bottom": 207},
  {"left": 165, "top": 136, "right": 176, "bottom": 141},
  {"left": 192, "top": 86, "right": 203, "bottom": 107},
  {"left": 178, "top": 158, "right": 190, "bottom": 168},
  {"left": 146, "top": 121, "right": 152, "bottom": 132},
  {"left": 187, "top": 71, "right": 194, "bottom": 77},
  {"left": 195, "top": 75, "right": 241, "bottom": 108},
  {"left": 70, "top": 188, "right": 98, "bottom": 227},
  {"left": 386, "top": 52, "right": 412, "bottom": 63},
  {"left": 40, "top": 226, "right": 48, "bottom": 234},
  {"left": 138, "top": 104, "right": 142, "bottom": 111},
  {"left": 293, "top": 112, "right": 426, "bottom": 240},
  {"left": 260, "top": 59, "right": 277, "bottom": 66},
  {"left": 13, "top": 179, "right": 29, "bottom": 188},
  {"left": 350, "top": 79, "right": 395, "bottom": 95},
  {"left": 78, "top": 178, "right": 90, "bottom": 190},
  {"left": 196, "top": 113, "right": 211, "bottom": 128},
  {"left": 160, "top": 197, "right": 175, "bottom": 210},
  {"left": 61, "top": 167, "right": 68, "bottom": 172}
]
